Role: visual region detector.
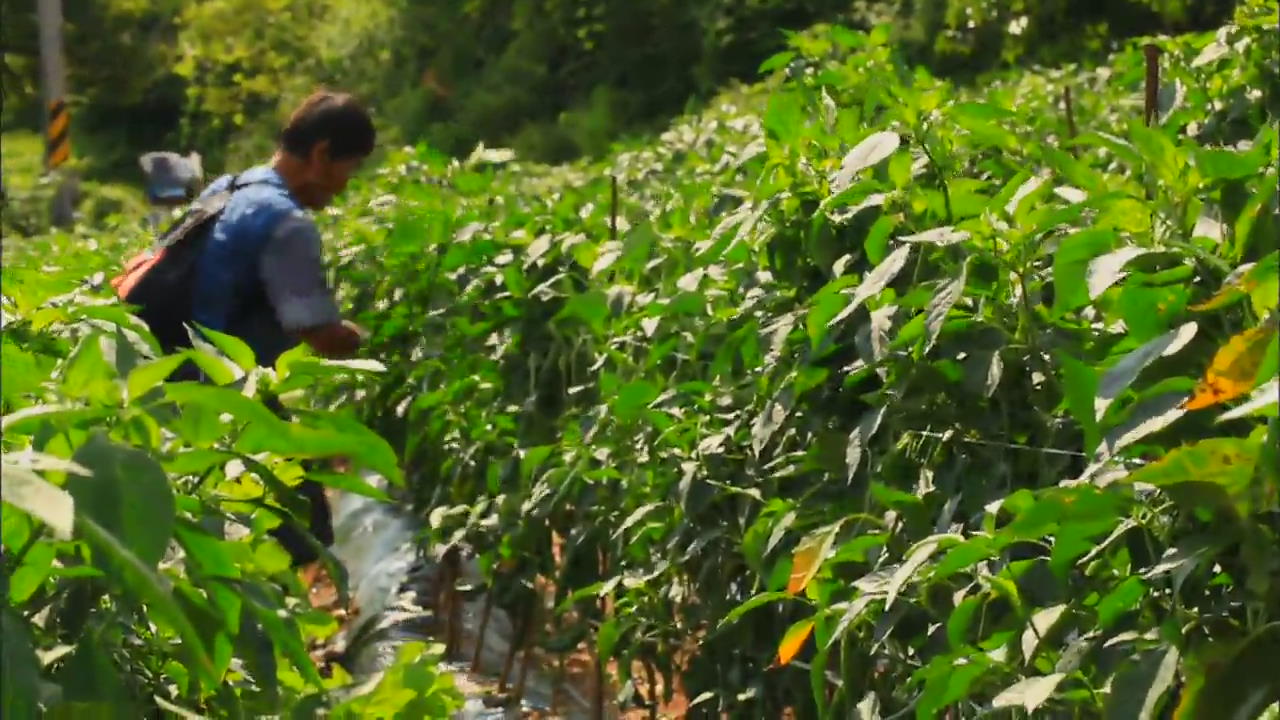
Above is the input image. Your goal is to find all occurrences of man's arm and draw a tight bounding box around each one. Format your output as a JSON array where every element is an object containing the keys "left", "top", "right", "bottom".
[{"left": 259, "top": 211, "right": 363, "bottom": 359}]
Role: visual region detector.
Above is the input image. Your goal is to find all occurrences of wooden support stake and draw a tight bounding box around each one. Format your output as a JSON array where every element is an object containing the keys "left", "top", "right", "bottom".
[
  {"left": 594, "top": 548, "right": 609, "bottom": 720},
  {"left": 1143, "top": 43, "right": 1162, "bottom": 127},
  {"left": 644, "top": 660, "right": 660, "bottom": 720},
  {"left": 610, "top": 175, "right": 619, "bottom": 241},
  {"left": 437, "top": 555, "right": 456, "bottom": 659}
]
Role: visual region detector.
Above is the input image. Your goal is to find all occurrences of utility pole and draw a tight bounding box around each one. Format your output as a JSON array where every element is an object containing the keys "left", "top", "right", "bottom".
[{"left": 37, "top": 0, "right": 76, "bottom": 227}]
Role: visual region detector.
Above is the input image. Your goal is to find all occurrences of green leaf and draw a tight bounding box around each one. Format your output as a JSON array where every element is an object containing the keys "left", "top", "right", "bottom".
[
  {"left": 1121, "top": 437, "right": 1262, "bottom": 517},
  {"left": 717, "top": 591, "right": 793, "bottom": 631},
  {"left": 613, "top": 380, "right": 660, "bottom": 422},
  {"left": 75, "top": 513, "right": 216, "bottom": 687},
  {"left": 1176, "top": 623, "right": 1280, "bottom": 720},
  {"left": 68, "top": 433, "right": 175, "bottom": 570},
  {"left": 1106, "top": 646, "right": 1180, "bottom": 720},
  {"left": 242, "top": 583, "right": 323, "bottom": 685},
  {"left": 932, "top": 536, "right": 997, "bottom": 581},
  {"left": 60, "top": 334, "right": 120, "bottom": 404},
  {"left": 56, "top": 635, "right": 132, "bottom": 705},
  {"left": 1235, "top": 172, "right": 1278, "bottom": 260},
  {"left": 1, "top": 610, "right": 41, "bottom": 720},
  {"left": 597, "top": 618, "right": 621, "bottom": 660},
  {"left": 193, "top": 325, "right": 258, "bottom": 371},
  {"left": 304, "top": 471, "right": 392, "bottom": 502},
  {"left": 125, "top": 354, "right": 190, "bottom": 401},
  {"left": 1195, "top": 147, "right": 1268, "bottom": 181},
  {"left": 1060, "top": 353, "right": 1101, "bottom": 453},
  {"left": 764, "top": 90, "right": 805, "bottom": 145},
  {"left": 1053, "top": 229, "right": 1117, "bottom": 316},
  {"left": 1095, "top": 577, "right": 1147, "bottom": 631},
  {"left": 555, "top": 290, "right": 610, "bottom": 333},
  {"left": 9, "top": 541, "right": 55, "bottom": 603},
  {"left": 758, "top": 50, "right": 795, "bottom": 74},
  {"left": 175, "top": 521, "right": 242, "bottom": 580}
]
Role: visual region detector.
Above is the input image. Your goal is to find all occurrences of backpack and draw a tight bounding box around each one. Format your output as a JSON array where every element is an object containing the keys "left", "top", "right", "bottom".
[{"left": 111, "top": 174, "right": 262, "bottom": 354}]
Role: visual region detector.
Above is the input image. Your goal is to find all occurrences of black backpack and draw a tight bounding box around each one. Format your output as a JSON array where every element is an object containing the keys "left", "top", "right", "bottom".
[{"left": 111, "top": 174, "right": 262, "bottom": 354}]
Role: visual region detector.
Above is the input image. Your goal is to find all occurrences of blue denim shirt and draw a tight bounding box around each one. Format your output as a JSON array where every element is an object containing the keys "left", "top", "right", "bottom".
[{"left": 191, "top": 166, "right": 341, "bottom": 367}]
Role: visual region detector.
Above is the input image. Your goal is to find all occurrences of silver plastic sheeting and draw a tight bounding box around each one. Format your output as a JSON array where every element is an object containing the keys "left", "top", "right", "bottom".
[{"left": 326, "top": 471, "right": 592, "bottom": 719}]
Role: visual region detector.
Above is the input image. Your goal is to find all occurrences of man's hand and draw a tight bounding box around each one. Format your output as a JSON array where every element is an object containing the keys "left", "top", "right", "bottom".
[{"left": 296, "top": 320, "right": 365, "bottom": 358}]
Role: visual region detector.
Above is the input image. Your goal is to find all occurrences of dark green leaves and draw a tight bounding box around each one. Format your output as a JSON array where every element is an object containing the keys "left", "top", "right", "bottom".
[
  {"left": 68, "top": 433, "right": 175, "bottom": 570},
  {"left": 1176, "top": 624, "right": 1280, "bottom": 720}
]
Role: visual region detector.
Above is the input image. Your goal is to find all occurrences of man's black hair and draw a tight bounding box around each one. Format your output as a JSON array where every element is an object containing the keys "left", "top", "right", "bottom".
[{"left": 279, "top": 90, "right": 376, "bottom": 161}]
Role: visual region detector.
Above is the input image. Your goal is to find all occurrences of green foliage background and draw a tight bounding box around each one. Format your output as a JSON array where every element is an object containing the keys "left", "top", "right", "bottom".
[
  {"left": 4, "top": 0, "right": 1279, "bottom": 718},
  {"left": 1, "top": 0, "right": 1237, "bottom": 178}
]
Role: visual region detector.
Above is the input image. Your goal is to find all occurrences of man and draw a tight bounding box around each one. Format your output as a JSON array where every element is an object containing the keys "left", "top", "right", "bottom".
[{"left": 190, "top": 90, "right": 373, "bottom": 577}]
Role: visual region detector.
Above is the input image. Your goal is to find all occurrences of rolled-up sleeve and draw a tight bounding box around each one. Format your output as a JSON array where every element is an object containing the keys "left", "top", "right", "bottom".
[{"left": 259, "top": 211, "right": 342, "bottom": 331}]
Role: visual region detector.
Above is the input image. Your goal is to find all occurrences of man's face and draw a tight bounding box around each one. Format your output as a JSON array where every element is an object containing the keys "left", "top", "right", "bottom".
[{"left": 300, "top": 141, "right": 363, "bottom": 209}]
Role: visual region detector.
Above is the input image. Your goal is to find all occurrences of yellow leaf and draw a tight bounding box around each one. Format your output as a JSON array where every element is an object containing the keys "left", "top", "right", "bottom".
[
  {"left": 775, "top": 619, "right": 815, "bottom": 667},
  {"left": 786, "top": 522, "right": 842, "bottom": 595},
  {"left": 1184, "top": 321, "right": 1279, "bottom": 411}
]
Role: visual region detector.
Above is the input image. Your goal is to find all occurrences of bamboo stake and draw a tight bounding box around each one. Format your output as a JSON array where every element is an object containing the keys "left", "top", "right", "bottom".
[
  {"left": 1063, "top": 87, "right": 1078, "bottom": 141},
  {"left": 1143, "top": 43, "right": 1161, "bottom": 127}
]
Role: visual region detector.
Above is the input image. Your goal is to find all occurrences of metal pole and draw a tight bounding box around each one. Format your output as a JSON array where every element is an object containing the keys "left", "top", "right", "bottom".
[{"left": 37, "top": 0, "right": 76, "bottom": 227}]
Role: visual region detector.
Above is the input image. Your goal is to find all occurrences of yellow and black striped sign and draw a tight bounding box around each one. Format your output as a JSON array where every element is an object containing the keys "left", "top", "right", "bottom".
[{"left": 46, "top": 98, "right": 71, "bottom": 170}]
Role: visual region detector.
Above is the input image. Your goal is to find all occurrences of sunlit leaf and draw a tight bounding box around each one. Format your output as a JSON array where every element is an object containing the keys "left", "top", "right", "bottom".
[
  {"left": 830, "top": 131, "right": 900, "bottom": 193},
  {"left": 1088, "top": 247, "right": 1151, "bottom": 300},
  {"left": 993, "top": 673, "right": 1066, "bottom": 713},
  {"left": 1, "top": 465, "right": 75, "bottom": 541},
  {"left": 885, "top": 534, "right": 956, "bottom": 609},
  {"left": 923, "top": 263, "right": 967, "bottom": 354},
  {"left": 899, "top": 226, "right": 969, "bottom": 246},
  {"left": 828, "top": 244, "right": 913, "bottom": 329},
  {"left": 1097, "top": 322, "right": 1198, "bottom": 420},
  {"left": 1022, "top": 604, "right": 1068, "bottom": 665}
]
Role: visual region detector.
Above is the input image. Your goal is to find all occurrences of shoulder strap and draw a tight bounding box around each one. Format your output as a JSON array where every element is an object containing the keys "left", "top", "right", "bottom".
[{"left": 151, "top": 172, "right": 271, "bottom": 251}]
